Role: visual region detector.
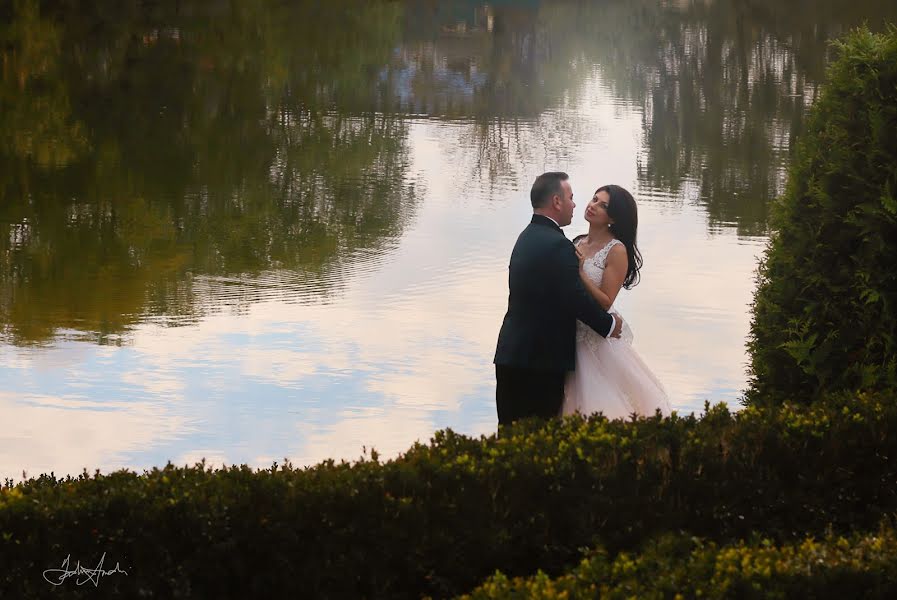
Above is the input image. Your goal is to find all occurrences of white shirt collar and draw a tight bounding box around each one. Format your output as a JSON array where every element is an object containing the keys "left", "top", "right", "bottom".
[{"left": 538, "top": 214, "right": 561, "bottom": 228}]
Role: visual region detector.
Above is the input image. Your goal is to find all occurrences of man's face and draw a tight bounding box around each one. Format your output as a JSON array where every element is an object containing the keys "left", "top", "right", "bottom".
[{"left": 557, "top": 179, "right": 575, "bottom": 226}]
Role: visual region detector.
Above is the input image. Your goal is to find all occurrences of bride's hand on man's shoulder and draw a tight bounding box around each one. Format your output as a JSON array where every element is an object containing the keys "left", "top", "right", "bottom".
[{"left": 575, "top": 247, "right": 586, "bottom": 270}]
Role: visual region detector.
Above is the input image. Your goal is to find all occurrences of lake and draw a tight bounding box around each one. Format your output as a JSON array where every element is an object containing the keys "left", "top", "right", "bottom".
[{"left": 2, "top": 0, "right": 895, "bottom": 480}]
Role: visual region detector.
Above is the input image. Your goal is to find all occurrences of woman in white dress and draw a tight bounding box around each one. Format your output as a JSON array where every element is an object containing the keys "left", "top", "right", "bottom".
[{"left": 562, "top": 184, "right": 672, "bottom": 419}]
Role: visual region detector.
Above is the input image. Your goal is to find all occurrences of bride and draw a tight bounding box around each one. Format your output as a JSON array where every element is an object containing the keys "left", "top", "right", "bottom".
[{"left": 562, "top": 184, "right": 672, "bottom": 419}]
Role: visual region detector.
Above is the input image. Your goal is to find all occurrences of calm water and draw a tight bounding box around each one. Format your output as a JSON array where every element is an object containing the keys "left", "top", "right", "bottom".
[{"left": 2, "top": 0, "right": 895, "bottom": 480}]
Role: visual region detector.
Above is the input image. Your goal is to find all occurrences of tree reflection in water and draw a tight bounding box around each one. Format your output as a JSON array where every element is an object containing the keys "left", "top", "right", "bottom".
[
  {"left": 2, "top": 0, "right": 895, "bottom": 344},
  {"left": 0, "top": 0, "right": 416, "bottom": 345}
]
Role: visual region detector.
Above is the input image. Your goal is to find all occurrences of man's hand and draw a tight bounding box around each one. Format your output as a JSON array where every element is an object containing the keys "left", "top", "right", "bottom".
[
  {"left": 611, "top": 315, "right": 624, "bottom": 338},
  {"left": 575, "top": 247, "right": 586, "bottom": 271}
]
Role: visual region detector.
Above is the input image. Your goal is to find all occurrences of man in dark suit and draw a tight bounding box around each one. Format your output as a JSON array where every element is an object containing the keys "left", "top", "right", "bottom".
[{"left": 493, "top": 171, "right": 623, "bottom": 426}]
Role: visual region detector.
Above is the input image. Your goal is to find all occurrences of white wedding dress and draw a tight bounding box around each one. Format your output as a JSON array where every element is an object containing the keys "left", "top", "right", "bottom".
[{"left": 563, "top": 238, "right": 672, "bottom": 419}]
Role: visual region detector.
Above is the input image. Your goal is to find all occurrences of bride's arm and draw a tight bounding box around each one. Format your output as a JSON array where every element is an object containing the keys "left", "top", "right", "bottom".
[{"left": 579, "top": 244, "right": 627, "bottom": 310}]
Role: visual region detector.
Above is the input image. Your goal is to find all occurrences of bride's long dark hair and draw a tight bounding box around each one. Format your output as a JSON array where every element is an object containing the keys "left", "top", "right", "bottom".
[{"left": 600, "top": 184, "right": 643, "bottom": 289}]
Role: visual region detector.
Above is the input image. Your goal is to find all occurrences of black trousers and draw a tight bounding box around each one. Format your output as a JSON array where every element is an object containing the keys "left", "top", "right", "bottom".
[{"left": 495, "top": 365, "right": 566, "bottom": 427}]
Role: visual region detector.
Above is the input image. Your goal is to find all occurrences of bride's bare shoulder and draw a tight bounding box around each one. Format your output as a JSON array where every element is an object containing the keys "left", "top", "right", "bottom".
[{"left": 607, "top": 241, "right": 627, "bottom": 261}]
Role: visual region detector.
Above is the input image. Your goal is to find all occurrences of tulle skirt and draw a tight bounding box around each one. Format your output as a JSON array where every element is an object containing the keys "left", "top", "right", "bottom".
[{"left": 562, "top": 315, "right": 671, "bottom": 420}]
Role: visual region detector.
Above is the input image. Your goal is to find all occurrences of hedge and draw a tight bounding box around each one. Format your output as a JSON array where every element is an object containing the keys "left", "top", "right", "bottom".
[
  {"left": 2, "top": 392, "right": 897, "bottom": 598},
  {"left": 748, "top": 25, "right": 897, "bottom": 405},
  {"left": 462, "top": 523, "right": 897, "bottom": 599}
]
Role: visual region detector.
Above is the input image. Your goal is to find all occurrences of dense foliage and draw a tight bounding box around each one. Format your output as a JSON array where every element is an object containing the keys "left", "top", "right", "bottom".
[
  {"left": 463, "top": 524, "right": 897, "bottom": 599},
  {"left": 748, "top": 26, "right": 897, "bottom": 404},
  {"left": 3, "top": 392, "right": 897, "bottom": 598}
]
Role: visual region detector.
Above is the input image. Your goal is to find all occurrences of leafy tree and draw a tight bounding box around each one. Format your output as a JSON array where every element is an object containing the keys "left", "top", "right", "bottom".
[{"left": 747, "top": 26, "right": 897, "bottom": 404}]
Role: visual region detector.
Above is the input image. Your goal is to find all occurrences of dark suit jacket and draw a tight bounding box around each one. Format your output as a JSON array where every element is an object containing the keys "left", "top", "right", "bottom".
[{"left": 494, "top": 214, "right": 613, "bottom": 372}]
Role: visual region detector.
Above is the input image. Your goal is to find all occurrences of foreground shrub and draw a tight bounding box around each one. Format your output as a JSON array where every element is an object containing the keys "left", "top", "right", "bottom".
[
  {"left": 2, "top": 393, "right": 897, "bottom": 598},
  {"left": 463, "top": 523, "right": 897, "bottom": 599},
  {"left": 748, "top": 26, "right": 897, "bottom": 405}
]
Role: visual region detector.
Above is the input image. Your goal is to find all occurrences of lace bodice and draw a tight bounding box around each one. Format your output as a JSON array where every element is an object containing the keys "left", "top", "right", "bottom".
[
  {"left": 579, "top": 238, "right": 623, "bottom": 308},
  {"left": 576, "top": 238, "right": 633, "bottom": 344}
]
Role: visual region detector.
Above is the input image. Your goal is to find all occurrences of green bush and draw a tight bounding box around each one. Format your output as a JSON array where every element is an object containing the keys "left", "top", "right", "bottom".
[
  {"left": 462, "top": 523, "right": 897, "bottom": 599},
  {"left": 748, "top": 26, "right": 897, "bottom": 405},
  {"left": 2, "top": 393, "right": 897, "bottom": 598}
]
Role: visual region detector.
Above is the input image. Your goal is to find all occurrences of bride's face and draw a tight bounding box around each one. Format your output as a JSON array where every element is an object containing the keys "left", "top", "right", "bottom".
[{"left": 584, "top": 190, "right": 612, "bottom": 226}]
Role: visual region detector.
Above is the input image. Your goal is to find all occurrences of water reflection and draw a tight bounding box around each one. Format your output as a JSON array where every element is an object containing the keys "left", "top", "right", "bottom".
[
  {"left": 389, "top": 0, "right": 896, "bottom": 233},
  {"left": 0, "top": 0, "right": 417, "bottom": 345},
  {"left": 3, "top": 0, "right": 895, "bottom": 344},
  {"left": 1, "top": 0, "right": 896, "bottom": 477}
]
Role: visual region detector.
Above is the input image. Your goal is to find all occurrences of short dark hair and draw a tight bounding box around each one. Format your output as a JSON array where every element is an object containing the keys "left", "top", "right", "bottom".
[{"left": 530, "top": 171, "right": 568, "bottom": 208}]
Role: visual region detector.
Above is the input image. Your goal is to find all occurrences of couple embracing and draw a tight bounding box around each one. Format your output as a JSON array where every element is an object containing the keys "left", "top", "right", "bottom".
[{"left": 494, "top": 171, "right": 671, "bottom": 426}]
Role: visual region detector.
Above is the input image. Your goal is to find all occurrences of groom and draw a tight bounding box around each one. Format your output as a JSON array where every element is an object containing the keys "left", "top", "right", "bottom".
[{"left": 493, "top": 172, "right": 622, "bottom": 426}]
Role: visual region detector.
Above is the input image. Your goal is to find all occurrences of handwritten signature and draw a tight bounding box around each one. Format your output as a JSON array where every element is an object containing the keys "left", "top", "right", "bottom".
[{"left": 43, "top": 552, "right": 128, "bottom": 587}]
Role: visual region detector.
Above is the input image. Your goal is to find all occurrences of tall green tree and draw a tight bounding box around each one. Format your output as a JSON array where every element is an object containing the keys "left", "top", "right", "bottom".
[{"left": 747, "top": 26, "right": 897, "bottom": 404}]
